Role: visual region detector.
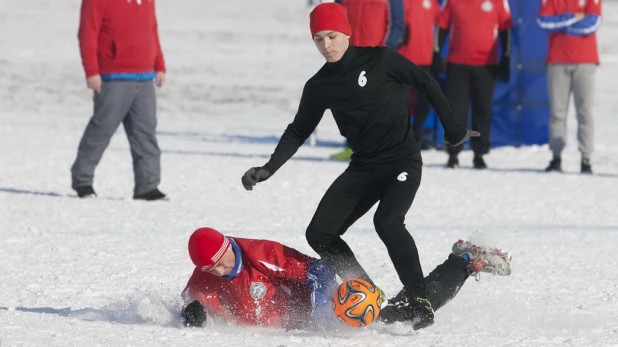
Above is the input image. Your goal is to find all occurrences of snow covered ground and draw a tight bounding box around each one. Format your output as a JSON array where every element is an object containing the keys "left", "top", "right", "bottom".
[{"left": 1, "top": 0, "right": 617, "bottom": 346}]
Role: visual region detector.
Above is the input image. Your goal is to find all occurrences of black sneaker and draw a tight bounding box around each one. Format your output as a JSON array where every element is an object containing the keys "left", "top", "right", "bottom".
[
  {"left": 545, "top": 158, "right": 562, "bottom": 172},
  {"left": 473, "top": 155, "right": 487, "bottom": 169},
  {"left": 581, "top": 158, "right": 592, "bottom": 174},
  {"left": 379, "top": 288, "right": 434, "bottom": 330},
  {"left": 379, "top": 289, "right": 409, "bottom": 324},
  {"left": 446, "top": 154, "right": 459, "bottom": 168},
  {"left": 134, "top": 188, "right": 168, "bottom": 201},
  {"left": 74, "top": 186, "right": 96, "bottom": 198},
  {"left": 407, "top": 296, "right": 435, "bottom": 330}
]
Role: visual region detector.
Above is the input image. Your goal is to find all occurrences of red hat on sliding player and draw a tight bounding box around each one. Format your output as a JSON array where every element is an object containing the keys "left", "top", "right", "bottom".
[
  {"left": 309, "top": 2, "right": 352, "bottom": 38},
  {"left": 188, "top": 227, "right": 230, "bottom": 271}
]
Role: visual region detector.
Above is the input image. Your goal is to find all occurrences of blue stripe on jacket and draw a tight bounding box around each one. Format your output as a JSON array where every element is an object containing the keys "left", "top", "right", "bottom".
[
  {"left": 384, "top": 0, "right": 405, "bottom": 49},
  {"left": 537, "top": 14, "right": 579, "bottom": 32},
  {"left": 100, "top": 72, "right": 156, "bottom": 82},
  {"left": 566, "top": 15, "right": 602, "bottom": 36}
]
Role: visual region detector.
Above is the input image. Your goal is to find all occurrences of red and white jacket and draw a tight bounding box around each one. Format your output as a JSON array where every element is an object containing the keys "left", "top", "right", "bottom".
[
  {"left": 77, "top": 0, "right": 166, "bottom": 77},
  {"left": 537, "top": 0, "right": 602, "bottom": 64},
  {"left": 397, "top": 0, "right": 441, "bottom": 66},
  {"left": 182, "top": 237, "right": 335, "bottom": 328},
  {"left": 335, "top": 0, "right": 405, "bottom": 49},
  {"left": 437, "top": 0, "right": 514, "bottom": 65}
]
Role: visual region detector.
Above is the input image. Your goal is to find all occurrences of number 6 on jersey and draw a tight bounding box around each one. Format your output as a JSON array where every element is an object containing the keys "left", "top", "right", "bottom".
[{"left": 358, "top": 71, "right": 367, "bottom": 87}]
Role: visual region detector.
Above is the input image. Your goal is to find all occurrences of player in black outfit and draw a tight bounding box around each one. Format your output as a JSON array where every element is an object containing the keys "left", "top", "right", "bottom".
[{"left": 241, "top": 3, "right": 478, "bottom": 330}]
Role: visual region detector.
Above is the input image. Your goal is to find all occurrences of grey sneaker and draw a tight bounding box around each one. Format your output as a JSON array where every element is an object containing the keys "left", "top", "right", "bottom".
[{"left": 452, "top": 240, "right": 512, "bottom": 277}]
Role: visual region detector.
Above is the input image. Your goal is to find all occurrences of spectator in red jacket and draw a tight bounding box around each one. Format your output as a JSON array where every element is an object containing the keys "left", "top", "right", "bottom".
[
  {"left": 537, "top": 0, "right": 602, "bottom": 174},
  {"left": 181, "top": 227, "right": 512, "bottom": 329},
  {"left": 336, "top": 0, "right": 405, "bottom": 47},
  {"left": 71, "top": 0, "right": 167, "bottom": 200},
  {"left": 396, "top": 0, "right": 442, "bottom": 148},
  {"left": 329, "top": 0, "right": 405, "bottom": 161},
  {"left": 435, "top": 0, "right": 514, "bottom": 169}
]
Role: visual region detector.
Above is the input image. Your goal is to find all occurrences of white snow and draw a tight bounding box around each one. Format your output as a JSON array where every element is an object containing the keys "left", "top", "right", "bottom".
[{"left": 1, "top": 0, "right": 617, "bottom": 346}]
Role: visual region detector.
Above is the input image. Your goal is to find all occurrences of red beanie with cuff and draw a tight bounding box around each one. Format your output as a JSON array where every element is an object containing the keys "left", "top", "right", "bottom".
[
  {"left": 309, "top": 3, "right": 352, "bottom": 38},
  {"left": 188, "top": 227, "right": 230, "bottom": 271}
]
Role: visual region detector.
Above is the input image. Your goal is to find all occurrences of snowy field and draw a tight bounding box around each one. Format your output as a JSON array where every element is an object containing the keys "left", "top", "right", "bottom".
[{"left": 1, "top": 0, "right": 618, "bottom": 346}]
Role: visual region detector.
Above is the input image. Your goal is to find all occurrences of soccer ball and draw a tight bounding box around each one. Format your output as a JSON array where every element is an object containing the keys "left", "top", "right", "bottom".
[{"left": 332, "top": 278, "right": 383, "bottom": 327}]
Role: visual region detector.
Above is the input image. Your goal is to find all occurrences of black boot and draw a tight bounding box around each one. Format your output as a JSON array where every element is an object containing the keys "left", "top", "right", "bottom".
[
  {"left": 545, "top": 157, "right": 562, "bottom": 172},
  {"left": 134, "top": 188, "right": 168, "bottom": 201},
  {"left": 74, "top": 185, "right": 96, "bottom": 198},
  {"left": 581, "top": 157, "right": 592, "bottom": 174},
  {"left": 446, "top": 154, "right": 459, "bottom": 169},
  {"left": 473, "top": 154, "right": 487, "bottom": 169},
  {"left": 379, "top": 287, "right": 435, "bottom": 330}
]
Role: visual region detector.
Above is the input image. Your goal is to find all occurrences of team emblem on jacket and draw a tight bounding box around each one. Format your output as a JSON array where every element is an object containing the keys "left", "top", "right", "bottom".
[
  {"left": 250, "top": 282, "right": 267, "bottom": 299},
  {"left": 423, "top": 0, "right": 431, "bottom": 9},
  {"left": 481, "top": 0, "right": 493, "bottom": 12}
]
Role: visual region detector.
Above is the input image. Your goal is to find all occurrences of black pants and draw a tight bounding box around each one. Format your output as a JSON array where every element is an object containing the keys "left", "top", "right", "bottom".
[
  {"left": 424, "top": 254, "right": 472, "bottom": 311},
  {"left": 445, "top": 63, "right": 496, "bottom": 155},
  {"left": 412, "top": 65, "right": 439, "bottom": 143},
  {"left": 305, "top": 160, "right": 427, "bottom": 296},
  {"left": 377, "top": 254, "right": 472, "bottom": 324}
]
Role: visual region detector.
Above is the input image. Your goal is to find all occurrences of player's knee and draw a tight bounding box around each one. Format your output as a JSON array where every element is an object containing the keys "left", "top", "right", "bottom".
[
  {"left": 373, "top": 212, "right": 403, "bottom": 233},
  {"left": 306, "top": 223, "right": 333, "bottom": 251}
]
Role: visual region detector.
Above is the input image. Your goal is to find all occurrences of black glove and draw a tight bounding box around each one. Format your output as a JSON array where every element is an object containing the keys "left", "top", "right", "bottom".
[
  {"left": 444, "top": 130, "right": 480, "bottom": 147},
  {"left": 182, "top": 300, "right": 206, "bottom": 327},
  {"left": 431, "top": 52, "right": 445, "bottom": 76},
  {"left": 496, "top": 56, "right": 510, "bottom": 82},
  {"left": 241, "top": 166, "right": 271, "bottom": 191}
]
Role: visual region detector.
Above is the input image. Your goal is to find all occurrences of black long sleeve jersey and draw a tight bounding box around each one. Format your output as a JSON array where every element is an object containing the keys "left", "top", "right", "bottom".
[{"left": 264, "top": 45, "right": 466, "bottom": 175}]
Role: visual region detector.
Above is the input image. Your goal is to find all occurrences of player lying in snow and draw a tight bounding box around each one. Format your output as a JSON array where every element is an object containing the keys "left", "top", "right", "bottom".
[{"left": 181, "top": 227, "right": 512, "bottom": 329}]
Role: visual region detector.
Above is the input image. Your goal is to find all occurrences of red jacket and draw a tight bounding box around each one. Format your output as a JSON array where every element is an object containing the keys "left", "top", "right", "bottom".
[
  {"left": 397, "top": 0, "right": 440, "bottom": 66},
  {"left": 437, "top": 0, "right": 514, "bottom": 65},
  {"left": 537, "top": 0, "right": 601, "bottom": 64},
  {"left": 78, "top": 0, "right": 166, "bottom": 77},
  {"left": 336, "top": 0, "right": 405, "bottom": 48},
  {"left": 182, "top": 238, "right": 315, "bottom": 328}
]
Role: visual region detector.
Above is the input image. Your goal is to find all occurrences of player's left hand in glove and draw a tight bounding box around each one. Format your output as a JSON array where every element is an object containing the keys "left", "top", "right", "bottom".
[
  {"left": 445, "top": 130, "right": 480, "bottom": 147},
  {"left": 241, "top": 166, "right": 271, "bottom": 191},
  {"left": 182, "top": 300, "right": 206, "bottom": 327}
]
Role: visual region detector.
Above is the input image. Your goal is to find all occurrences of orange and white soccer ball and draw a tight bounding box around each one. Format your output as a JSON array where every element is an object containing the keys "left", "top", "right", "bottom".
[{"left": 332, "top": 278, "right": 383, "bottom": 327}]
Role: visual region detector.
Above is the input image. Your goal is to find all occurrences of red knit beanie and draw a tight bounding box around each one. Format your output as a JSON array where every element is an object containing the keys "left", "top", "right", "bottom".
[
  {"left": 188, "top": 227, "right": 230, "bottom": 271},
  {"left": 309, "top": 2, "right": 352, "bottom": 37}
]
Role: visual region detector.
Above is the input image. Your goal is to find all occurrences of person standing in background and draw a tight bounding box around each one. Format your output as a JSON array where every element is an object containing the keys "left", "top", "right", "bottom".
[
  {"left": 396, "top": 0, "right": 442, "bottom": 148},
  {"left": 72, "top": 0, "right": 167, "bottom": 200},
  {"left": 328, "top": 0, "right": 405, "bottom": 161},
  {"left": 435, "top": 0, "right": 514, "bottom": 169},
  {"left": 537, "top": 0, "right": 602, "bottom": 174}
]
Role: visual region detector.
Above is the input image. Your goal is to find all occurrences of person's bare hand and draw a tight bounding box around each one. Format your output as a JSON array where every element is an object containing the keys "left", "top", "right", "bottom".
[
  {"left": 86, "top": 75, "right": 102, "bottom": 94},
  {"left": 155, "top": 71, "right": 166, "bottom": 87},
  {"left": 575, "top": 12, "right": 585, "bottom": 21}
]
